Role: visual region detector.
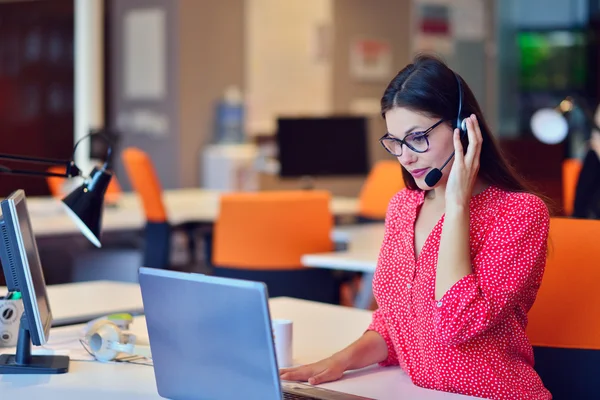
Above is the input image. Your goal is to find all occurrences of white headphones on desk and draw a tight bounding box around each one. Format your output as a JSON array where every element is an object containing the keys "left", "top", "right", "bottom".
[{"left": 83, "top": 313, "right": 152, "bottom": 362}]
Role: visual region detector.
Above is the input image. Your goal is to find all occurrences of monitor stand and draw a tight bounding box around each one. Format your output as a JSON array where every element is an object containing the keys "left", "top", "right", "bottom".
[{"left": 0, "top": 314, "right": 69, "bottom": 374}]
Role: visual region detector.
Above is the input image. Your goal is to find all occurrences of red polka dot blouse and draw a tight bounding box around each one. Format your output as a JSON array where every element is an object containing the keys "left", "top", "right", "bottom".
[{"left": 368, "top": 185, "right": 552, "bottom": 400}]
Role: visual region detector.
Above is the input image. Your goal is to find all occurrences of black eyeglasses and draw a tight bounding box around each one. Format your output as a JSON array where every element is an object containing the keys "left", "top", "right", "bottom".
[{"left": 379, "top": 119, "right": 445, "bottom": 157}]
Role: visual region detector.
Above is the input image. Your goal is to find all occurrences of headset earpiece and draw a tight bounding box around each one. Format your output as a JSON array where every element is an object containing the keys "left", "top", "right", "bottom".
[
  {"left": 454, "top": 72, "right": 468, "bottom": 137},
  {"left": 83, "top": 316, "right": 151, "bottom": 362},
  {"left": 460, "top": 118, "right": 468, "bottom": 135}
]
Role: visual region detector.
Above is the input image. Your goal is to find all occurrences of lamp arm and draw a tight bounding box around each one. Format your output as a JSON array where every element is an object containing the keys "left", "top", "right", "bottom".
[
  {"left": 0, "top": 154, "right": 81, "bottom": 178},
  {"left": 0, "top": 130, "right": 114, "bottom": 179}
]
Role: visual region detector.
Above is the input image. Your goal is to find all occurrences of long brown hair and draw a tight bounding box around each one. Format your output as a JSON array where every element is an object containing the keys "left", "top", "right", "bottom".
[{"left": 381, "top": 54, "right": 552, "bottom": 209}]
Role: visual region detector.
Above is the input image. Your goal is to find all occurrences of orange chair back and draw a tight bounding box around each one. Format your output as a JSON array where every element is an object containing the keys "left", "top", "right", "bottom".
[
  {"left": 527, "top": 217, "right": 600, "bottom": 349},
  {"left": 213, "top": 190, "right": 334, "bottom": 269},
  {"left": 121, "top": 147, "right": 167, "bottom": 222},
  {"left": 104, "top": 176, "right": 123, "bottom": 204},
  {"left": 46, "top": 166, "right": 66, "bottom": 197},
  {"left": 562, "top": 158, "right": 582, "bottom": 216},
  {"left": 358, "top": 160, "right": 405, "bottom": 219},
  {"left": 46, "top": 165, "right": 123, "bottom": 203}
]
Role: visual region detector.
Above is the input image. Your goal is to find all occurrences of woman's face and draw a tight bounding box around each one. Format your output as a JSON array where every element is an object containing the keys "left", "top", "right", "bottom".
[{"left": 384, "top": 107, "right": 455, "bottom": 190}]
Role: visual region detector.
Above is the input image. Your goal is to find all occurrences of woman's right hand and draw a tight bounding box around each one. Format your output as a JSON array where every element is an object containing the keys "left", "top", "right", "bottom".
[{"left": 279, "top": 355, "right": 348, "bottom": 385}]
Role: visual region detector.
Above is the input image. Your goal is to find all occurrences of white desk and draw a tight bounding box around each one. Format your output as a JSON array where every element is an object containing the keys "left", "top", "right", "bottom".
[
  {"left": 26, "top": 189, "right": 360, "bottom": 238},
  {"left": 0, "top": 281, "right": 144, "bottom": 326},
  {"left": 0, "top": 297, "right": 477, "bottom": 399},
  {"left": 303, "top": 224, "right": 384, "bottom": 309}
]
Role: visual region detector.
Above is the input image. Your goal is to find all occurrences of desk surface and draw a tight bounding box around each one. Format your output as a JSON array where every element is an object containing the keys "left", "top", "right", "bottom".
[
  {"left": 26, "top": 188, "right": 360, "bottom": 237},
  {"left": 303, "top": 223, "right": 384, "bottom": 273},
  {"left": 0, "top": 281, "right": 144, "bottom": 326},
  {"left": 0, "top": 296, "right": 477, "bottom": 400}
]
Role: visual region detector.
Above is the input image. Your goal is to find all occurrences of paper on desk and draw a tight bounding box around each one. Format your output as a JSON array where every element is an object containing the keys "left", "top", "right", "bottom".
[
  {"left": 33, "top": 325, "right": 95, "bottom": 361},
  {"left": 36, "top": 341, "right": 95, "bottom": 362}
]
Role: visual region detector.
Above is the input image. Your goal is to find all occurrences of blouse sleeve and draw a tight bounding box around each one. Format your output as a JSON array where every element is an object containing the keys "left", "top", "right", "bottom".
[
  {"left": 432, "top": 193, "right": 550, "bottom": 346},
  {"left": 367, "top": 308, "right": 399, "bottom": 366}
]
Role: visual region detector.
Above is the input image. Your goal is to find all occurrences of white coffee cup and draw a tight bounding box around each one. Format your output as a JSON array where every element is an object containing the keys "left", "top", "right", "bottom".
[{"left": 272, "top": 319, "right": 293, "bottom": 368}]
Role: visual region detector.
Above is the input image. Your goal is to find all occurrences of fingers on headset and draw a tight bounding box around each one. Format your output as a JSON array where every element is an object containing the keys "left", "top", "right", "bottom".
[
  {"left": 464, "top": 116, "right": 479, "bottom": 163},
  {"left": 471, "top": 114, "right": 483, "bottom": 143},
  {"left": 470, "top": 114, "right": 483, "bottom": 162},
  {"left": 454, "top": 128, "right": 464, "bottom": 162}
]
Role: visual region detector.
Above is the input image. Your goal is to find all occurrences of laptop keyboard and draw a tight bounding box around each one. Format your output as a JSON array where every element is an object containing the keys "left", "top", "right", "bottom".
[{"left": 283, "top": 392, "right": 321, "bottom": 400}]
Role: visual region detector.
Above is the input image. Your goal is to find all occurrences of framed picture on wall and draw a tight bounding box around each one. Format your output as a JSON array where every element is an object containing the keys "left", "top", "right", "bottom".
[{"left": 349, "top": 38, "right": 392, "bottom": 82}]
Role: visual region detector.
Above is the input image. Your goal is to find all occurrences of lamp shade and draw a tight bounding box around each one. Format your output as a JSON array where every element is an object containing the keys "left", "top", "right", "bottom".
[{"left": 61, "top": 166, "right": 112, "bottom": 248}]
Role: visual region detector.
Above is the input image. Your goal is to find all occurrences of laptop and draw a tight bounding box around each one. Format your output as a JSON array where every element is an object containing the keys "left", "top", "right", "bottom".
[{"left": 138, "top": 267, "right": 374, "bottom": 400}]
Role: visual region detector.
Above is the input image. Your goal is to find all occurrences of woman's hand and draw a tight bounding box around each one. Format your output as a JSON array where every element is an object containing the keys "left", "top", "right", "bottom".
[
  {"left": 279, "top": 355, "right": 348, "bottom": 385},
  {"left": 445, "top": 114, "right": 483, "bottom": 209}
]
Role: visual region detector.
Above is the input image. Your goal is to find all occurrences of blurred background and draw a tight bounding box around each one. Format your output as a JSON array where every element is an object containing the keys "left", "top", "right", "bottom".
[
  {"left": 1, "top": 0, "right": 600, "bottom": 284},
  {"left": 1, "top": 0, "right": 598, "bottom": 203},
  {"left": 3, "top": 3, "right": 600, "bottom": 397}
]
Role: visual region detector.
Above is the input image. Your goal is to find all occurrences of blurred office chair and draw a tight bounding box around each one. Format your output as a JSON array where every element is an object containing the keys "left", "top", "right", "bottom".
[
  {"left": 212, "top": 190, "right": 343, "bottom": 304},
  {"left": 121, "top": 147, "right": 197, "bottom": 271},
  {"left": 527, "top": 217, "right": 600, "bottom": 399},
  {"left": 358, "top": 160, "right": 404, "bottom": 222},
  {"left": 562, "top": 158, "right": 582, "bottom": 216}
]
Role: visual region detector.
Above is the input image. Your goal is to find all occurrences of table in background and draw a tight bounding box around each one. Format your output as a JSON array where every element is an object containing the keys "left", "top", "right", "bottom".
[
  {"left": 26, "top": 188, "right": 360, "bottom": 237},
  {"left": 0, "top": 296, "right": 479, "bottom": 400},
  {"left": 303, "top": 224, "right": 384, "bottom": 309},
  {"left": 0, "top": 280, "right": 143, "bottom": 326}
]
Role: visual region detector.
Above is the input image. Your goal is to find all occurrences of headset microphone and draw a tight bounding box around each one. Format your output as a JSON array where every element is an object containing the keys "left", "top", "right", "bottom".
[
  {"left": 425, "top": 153, "right": 452, "bottom": 187},
  {"left": 424, "top": 119, "right": 468, "bottom": 187},
  {"left": 424, "top": 72, "right": 468, "bottom": 188}
]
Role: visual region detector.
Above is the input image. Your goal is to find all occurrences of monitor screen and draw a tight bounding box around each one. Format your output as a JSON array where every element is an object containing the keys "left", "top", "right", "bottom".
[
  {"left": 0, "top": 190, "right": 52, "bottom": 345},
  {"left": 276, "top": 116, "right": 369, "bottom": 177}
]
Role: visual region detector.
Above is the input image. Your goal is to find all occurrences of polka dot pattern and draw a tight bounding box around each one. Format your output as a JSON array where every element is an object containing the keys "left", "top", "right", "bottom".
[{"left": 368, "top": 186, "right": 552, "bottom": 400}]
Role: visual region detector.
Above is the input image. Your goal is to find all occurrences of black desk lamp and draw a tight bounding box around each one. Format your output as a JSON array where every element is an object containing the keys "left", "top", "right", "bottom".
[{"left": 0, "top": 132, "right": 113, "bottom": 247}]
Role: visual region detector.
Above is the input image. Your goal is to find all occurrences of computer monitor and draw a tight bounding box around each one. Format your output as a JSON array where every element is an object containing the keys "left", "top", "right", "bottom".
[
  {"left": 0, "top": 189, "right": 69, "bottom": 374},
  {"left": 276, "top": 116, "right": 369, "bottom": 178}
]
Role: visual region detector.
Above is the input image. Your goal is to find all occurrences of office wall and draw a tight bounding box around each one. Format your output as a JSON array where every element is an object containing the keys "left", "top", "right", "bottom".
[
  {"left": 177, "top": 0, "right": 245, "bottom": 187},
  {"left": 108, "top": 0, "right": 182, "bottom": 189},
  {"left": 332, "top": 0, "right": 412, "bottom": 165},
  {"left": 108, "top": 0, "right": 412, "bottom": 194},
  {"left": 108, "top": 0, "right": 244, "bottom": 189},
  {"left": 260, "top": 0, "right": 412, "bottom": 196},
  {"left": 245, "top": 0, "right": 333, "bottom": 136}
]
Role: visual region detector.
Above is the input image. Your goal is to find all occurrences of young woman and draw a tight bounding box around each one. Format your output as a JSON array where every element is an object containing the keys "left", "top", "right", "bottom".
[{"left": 280, "top": 55, "right": 552, "bottom": 400}]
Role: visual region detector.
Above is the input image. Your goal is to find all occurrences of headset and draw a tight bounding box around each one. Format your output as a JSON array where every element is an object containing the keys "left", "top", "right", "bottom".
[
  {"left": 424, "top": 71, "right": 469, "bottom": 187},
  {"left": 83, "top": 313, "right": 151, "bottom": 362}
]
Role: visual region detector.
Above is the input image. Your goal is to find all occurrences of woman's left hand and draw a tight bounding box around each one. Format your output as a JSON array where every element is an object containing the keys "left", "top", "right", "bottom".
[{"left": 445, "top": 114, "right": 483, "bottom": 209}]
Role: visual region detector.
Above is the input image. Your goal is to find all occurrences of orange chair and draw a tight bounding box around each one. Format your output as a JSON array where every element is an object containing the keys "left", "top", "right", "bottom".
[
  {"left": 46, "top": 165, "right": 123, "bottom": 204},
  {"left": 562, "top": 158, "right": 582, "bottom": 216},
  {"left": 121, "top": 148, "right": 167, "bottom": 223},
  {"left": 527, "top": 217, "right": 600, "bottom": 398},
  {"left": 121, "top": 147, "right": 172, "bottom": 270},
  {"left": 212, "top": 190, "right": 343, "bottom": 303},
  {"left": 358, "top": 160, "right": 404, "bottom": 221}
]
